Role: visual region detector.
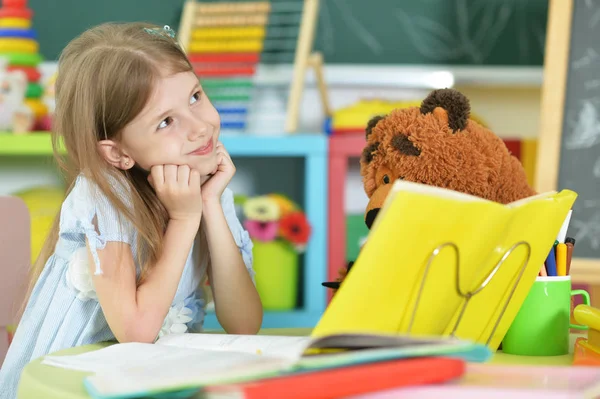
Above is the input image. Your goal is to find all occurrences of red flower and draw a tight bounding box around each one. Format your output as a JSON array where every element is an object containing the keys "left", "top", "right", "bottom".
[{"left": 279, "top": 211, "right": 311, "bottom": 245}]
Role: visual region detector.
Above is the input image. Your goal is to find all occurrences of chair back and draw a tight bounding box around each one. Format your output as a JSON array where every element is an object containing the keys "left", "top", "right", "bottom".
[{"left": 0, "top": 196, "right": 30, "bottom": 366}]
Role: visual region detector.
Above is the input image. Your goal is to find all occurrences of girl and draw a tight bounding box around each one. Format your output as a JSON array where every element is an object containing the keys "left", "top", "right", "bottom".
[{"left": 0, "top": 22, "right": 262, "bottom": 397}]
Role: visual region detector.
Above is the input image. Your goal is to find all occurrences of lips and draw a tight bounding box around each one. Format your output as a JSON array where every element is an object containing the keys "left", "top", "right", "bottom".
[{"left": 189, "top": 140, "right": 213, "bottom": 156}]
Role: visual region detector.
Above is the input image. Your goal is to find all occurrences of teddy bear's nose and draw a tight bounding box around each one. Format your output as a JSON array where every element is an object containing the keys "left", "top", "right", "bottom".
[{"left": 365, "top": 208, "right": 380, "bottom": 229}]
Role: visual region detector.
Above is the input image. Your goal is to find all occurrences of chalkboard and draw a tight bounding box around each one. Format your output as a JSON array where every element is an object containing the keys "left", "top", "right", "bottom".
[
  {"left": 537, "top": 0, "right": 600, "bottom": 281},
  {"left": 30, "top": 0, "right": 548, "bottom": 65}
]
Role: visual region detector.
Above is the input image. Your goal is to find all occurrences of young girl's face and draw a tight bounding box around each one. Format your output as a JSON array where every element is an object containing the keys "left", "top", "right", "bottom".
[{"left": 119, "top": 70, "right": 221, "bottom": 176}]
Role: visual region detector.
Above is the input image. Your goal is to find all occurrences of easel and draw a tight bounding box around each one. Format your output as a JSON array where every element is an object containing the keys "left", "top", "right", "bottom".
[
  {"left": 178, "top": 0, "right": 331, "bottom": 133},
  {"left": 535, "top": 0, "right": 600, "bottom": 307}
]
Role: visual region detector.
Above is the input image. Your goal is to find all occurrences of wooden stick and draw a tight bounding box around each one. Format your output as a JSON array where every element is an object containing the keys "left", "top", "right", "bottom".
[
  {"left": 307, "top": 51, "right": 331, "bottom": 118},
  {"left": 285, "top": 0, "right": 320, "bottom": 133},
  {"left": 178, "top": 0, "right": 197, "bottom": 53},
  {"left": 534, "top": 0, "right": 573, "bottom": 193}
]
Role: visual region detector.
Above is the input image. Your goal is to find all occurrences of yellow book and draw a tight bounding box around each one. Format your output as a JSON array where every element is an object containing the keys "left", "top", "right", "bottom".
[{"left": 312, "top": 181, "right": 577, "bottom": 351}]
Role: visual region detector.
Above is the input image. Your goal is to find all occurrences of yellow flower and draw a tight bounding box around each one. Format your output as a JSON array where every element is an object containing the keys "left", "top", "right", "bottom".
[
  {"left": 268, "top": 193, "right": 297, "bottom": 216},
  {"left": 243, "top": 196, "right": 280, "bottom": 222}
]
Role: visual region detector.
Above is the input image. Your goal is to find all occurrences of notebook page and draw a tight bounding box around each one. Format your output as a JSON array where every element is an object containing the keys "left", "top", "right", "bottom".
[
  {"left": 42, "top": 343, "right": 220, "bottom": 373},
  {"left": 86, "top": 349, "right": 292, "bottom": 396},
  {"left": 156, "top": 333, "right": 313, "bottom": 361}
]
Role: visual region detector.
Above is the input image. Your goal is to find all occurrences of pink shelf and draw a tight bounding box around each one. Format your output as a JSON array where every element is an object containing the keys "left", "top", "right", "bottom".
[{"left": 327, "top": 133, "right": 366, "bottom": 302}]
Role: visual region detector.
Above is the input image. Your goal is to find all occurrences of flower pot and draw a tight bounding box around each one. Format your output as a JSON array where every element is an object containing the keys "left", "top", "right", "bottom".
[{"left": 252, "top": 239, "right": 298, "bottom": 310}]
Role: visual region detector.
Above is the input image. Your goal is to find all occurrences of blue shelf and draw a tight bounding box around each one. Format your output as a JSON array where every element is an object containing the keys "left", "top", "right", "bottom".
[
  {"left": 221, "top": 133, "right": 327, "bottom": 156},
  {"left": 214, "top": 133, "right": 328, "bottom": 330},
  {"left": 204, "top": 310, "right": 323, "bottom": 329}
]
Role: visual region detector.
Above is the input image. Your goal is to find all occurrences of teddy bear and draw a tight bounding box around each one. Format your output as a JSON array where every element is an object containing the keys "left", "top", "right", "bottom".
[{"left": 323, "top": 88, "right": 536, "bottom": 292}]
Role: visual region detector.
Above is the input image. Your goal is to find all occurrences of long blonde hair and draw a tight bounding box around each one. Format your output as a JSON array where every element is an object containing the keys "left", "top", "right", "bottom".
[{"left": 25, "top": 22, "right": 209, "bottom": 305}]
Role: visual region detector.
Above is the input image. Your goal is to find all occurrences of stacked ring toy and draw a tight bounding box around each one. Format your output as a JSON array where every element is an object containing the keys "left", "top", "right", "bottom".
[{"left": 0, "top": 0, "right": 47, "bottom": 131}]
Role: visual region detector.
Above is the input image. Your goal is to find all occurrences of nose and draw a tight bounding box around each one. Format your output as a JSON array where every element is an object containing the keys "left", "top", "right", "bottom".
[
  {"left": 365, "top": 208, "right": 380, "bottom": 229},
  {"left": 185, "top": 114, "right": 209, "bottom": 140}
]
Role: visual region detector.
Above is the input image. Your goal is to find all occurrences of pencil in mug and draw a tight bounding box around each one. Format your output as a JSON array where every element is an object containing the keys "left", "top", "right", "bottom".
[
  {"left": 556, "top": 242, "right": 567, "bottom": 276},
  {"left": 545, "top": 244, "right": 557, "bottom": 276},
  {"left": 565, "top": 237, "right": 575, "bottom": 275}
]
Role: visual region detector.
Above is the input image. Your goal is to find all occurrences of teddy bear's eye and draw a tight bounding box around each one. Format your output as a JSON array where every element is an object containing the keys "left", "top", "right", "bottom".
[{"left": 382, "top": 175, "right": 390, "bottom": 184}]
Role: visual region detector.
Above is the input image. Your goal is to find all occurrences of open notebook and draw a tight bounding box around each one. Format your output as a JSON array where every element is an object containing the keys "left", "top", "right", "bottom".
[
  {"left": 312, "top": 180, "right": 577, "bottom": 350},
  {"left": 43, "top": 332, "right": 490, "bottom": 398}
]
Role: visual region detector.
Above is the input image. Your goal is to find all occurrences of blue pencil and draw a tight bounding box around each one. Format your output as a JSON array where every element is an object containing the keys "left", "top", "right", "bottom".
[{"left": 545, "top": 246, "right": 557, "bottom": 276}]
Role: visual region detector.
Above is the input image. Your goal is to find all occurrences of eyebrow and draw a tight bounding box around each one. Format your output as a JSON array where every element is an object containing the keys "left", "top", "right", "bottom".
[{"left": 150, "top": 82, "right": 202, "bottom": 127}]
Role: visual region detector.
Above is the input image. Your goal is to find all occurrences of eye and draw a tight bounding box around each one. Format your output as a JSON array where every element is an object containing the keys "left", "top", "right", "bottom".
[
  {"left": 190, "top": 91, "right": 202, "bottom": 105},
  {"left": 382, "top": 174, "right": 390, "bottom": 184},
  {"left": 158, "top": 116, "right": 173, "bottom": 130}
]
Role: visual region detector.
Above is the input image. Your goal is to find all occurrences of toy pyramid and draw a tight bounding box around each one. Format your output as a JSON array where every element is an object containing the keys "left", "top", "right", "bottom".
[{"left": 0, "top": 0, "right": 46, "bottom": 131}]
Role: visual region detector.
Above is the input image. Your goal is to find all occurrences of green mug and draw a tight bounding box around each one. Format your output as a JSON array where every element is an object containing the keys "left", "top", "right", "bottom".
[{"left": 502, "top": 276, "right": 589, "bottom": 356}]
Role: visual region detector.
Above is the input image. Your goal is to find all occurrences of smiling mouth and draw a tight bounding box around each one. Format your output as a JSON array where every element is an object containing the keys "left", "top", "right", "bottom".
[{"left": 189, "top": 140, "right": 213, "bottom": 156}]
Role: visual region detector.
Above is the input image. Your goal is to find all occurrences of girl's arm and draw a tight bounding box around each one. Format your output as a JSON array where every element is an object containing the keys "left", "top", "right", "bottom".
[
  {"left": 92, "top": 165, "right": 203, "bottom": 343},
  {"left": 204, "top": 198, "right": 263, "bottom": 334},
  {"left": 91, "top": 218, "right": 199, "bottom": 343}
]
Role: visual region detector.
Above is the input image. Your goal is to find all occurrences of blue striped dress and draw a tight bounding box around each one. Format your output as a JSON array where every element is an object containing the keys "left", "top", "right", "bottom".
[{"left": 0, "top": 174, "right": 254, "bottom": 398}]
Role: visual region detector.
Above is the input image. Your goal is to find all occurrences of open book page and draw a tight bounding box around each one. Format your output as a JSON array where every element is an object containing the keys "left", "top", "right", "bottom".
[
  {"left": 84, "top": 348, "right": 292, "bottom": 397},
  {"left": 42, "top": 342, "right": 286, "bottom": 374},
  {"left": 156, "top": 333, "right": 314, "bottom": 361}
]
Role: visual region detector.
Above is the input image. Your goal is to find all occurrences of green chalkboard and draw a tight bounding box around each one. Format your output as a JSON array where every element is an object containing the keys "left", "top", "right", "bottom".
[{"left": 30, "top": 0, "right": 548, "bottom": 65}]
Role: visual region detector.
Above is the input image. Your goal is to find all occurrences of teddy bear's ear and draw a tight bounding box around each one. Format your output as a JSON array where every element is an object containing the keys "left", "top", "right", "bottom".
[
  {"left": 365, "top": 115, "right": 385, "bottom": 139},
  {"left": 361, "top": 142, "right": 379, "bottom": 164},
  {"left": 419, "top": 88, "right": 470, "bottom": 133}
]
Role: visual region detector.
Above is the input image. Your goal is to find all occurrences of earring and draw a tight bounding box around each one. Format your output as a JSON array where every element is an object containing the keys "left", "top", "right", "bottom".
[{"left": 124, "top": 160, "right": 130, "bottom": 167}]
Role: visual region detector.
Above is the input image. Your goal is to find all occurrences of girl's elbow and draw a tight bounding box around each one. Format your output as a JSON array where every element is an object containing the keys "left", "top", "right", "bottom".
[{"left": 113, "top": 319, "right": 159, "bottom": 343}]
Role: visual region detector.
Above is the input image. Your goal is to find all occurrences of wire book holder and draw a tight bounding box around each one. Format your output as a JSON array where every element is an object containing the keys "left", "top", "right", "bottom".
[{"left": 405, "top": 240, "right": 532, "bottom": 346}]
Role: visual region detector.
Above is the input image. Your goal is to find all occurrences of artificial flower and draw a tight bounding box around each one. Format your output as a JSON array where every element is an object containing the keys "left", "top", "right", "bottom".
[
  {"left": 279, "top": 211, "right": 311, "bottom": 246},
  {"left": 65, "top": 246, "right": 97, "bottom": 302},
  {"left": 268, "top": 193, "right": 297, "bottom": 216},
  {"left": 158, "top": 302, "right": 193, "bottom": 338},
  {"left": 243, "top": 196, "right": 280, "bottom": 222},
  {"left": 244, "top": 220, "right": 279, "bottom": 241}
]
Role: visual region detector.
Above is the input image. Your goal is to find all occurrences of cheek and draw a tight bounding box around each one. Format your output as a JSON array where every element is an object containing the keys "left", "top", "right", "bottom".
[
  {"left": 188, "top": 153, "right": 219, "bottom": 176},
  {"left": 200, "top": 99, "right": 221, "bottom": 127}
]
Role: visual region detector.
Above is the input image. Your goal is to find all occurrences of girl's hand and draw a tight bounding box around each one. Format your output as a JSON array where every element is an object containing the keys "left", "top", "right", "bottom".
[
  {"left": 148, "top": 164, "right": 203, "bottom": 222},
  {"left": 201, "top": 142, "right": 235, "bottom": 204}
]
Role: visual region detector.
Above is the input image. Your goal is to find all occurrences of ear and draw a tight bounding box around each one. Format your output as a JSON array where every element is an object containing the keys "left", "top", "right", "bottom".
[
  {"left": 97, "top": 140, "right": 134, "bottom": 170},
  {"left": 391, "top": 134, "right": 420, "bottom": 156},
  {"left": 361, "top": 142, "right": 380, "bottom": 164},
  {"left": 365, "top": 115, "right": 385, "bottom": 139},
  {"left": 419, "top": 88, "right": 470, "bottom": 132}
]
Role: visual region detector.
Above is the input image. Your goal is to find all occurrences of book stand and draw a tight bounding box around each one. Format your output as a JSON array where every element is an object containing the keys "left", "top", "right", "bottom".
[{"left": 406, "top": 240, "right": 532, "bottom": 346}]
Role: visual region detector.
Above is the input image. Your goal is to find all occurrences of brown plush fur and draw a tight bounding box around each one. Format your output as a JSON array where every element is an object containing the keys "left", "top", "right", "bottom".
[
  {"left": 329, "top": 88, "right": 536, "bottom": 294},
  {"left": 361, "top": 88, "right": 536, "bottom": 229}
]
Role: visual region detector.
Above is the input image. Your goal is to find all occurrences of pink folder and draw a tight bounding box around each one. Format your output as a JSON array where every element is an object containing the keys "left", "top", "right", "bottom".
[{"left": 349, "top": 364, "right": 600, "bottom": 398}]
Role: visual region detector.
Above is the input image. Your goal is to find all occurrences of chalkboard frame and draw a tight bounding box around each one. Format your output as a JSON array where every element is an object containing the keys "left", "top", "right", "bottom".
[{"left": 535, "top": 0, "right": 600, "bottom": 296}]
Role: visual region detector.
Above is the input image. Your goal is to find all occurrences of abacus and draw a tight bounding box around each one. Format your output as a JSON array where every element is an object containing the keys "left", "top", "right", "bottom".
[{"left": 178, "top": 0, "right": 330, "bottom": 133}]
